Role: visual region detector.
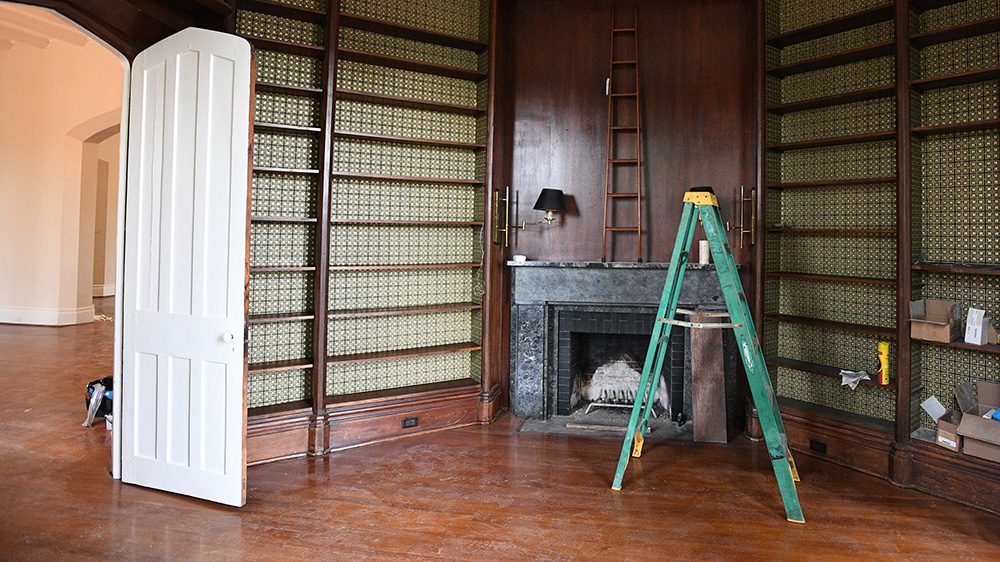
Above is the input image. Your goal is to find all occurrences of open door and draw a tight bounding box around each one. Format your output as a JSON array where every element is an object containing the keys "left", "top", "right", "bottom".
[{"left": 120, "top": 28, "right": 252, "bottom": 507}]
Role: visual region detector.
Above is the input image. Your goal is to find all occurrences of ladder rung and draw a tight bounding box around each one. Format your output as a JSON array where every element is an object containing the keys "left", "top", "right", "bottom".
[
  {"left": 607, "top": 193, "right": 639, "bottom": 198},
  {"left": 612, "top": 60, "right": 637, "bottom": 65},
  {"left": 611, "top": 126, "right": 639, "bottom": 130},
  {"left": 613, "top": 28, "right": 636, "bottom": 32},
  {"left": 610, "top": 93, "right": 638, "bottom": 97},
  {"left": 607, "top": 227, "right": 640, "bottom": 232},
  {"left": 608, "top": 159, "right": 639, "bottom": 164}
]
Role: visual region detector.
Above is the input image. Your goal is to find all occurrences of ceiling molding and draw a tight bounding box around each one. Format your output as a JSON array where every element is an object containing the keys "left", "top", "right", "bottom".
[
  {"left": 0, "top": 4, "right": 88, "bottom": 46},
  {"left": 0, "top": 23, "right": 50, "bottom": 49}
]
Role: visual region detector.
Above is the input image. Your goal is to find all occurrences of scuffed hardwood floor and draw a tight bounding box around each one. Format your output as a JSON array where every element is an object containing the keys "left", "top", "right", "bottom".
[{"left": 0, "top": 298, "right": 997, "bottom": 560}]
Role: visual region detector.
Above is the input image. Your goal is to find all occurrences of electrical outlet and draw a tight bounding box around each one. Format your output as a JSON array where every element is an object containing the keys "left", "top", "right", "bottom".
[
  {"left": 402, "top": 417, "right": 418, "bottom": 429},
  {"left": 810, "top": 439, "right": 827, "bottom": 454}
]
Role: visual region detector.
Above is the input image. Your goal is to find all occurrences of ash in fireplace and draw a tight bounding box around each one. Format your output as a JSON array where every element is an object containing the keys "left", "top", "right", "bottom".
[{"left": 571, "top": 355, "right": 670, "bottom": 412}]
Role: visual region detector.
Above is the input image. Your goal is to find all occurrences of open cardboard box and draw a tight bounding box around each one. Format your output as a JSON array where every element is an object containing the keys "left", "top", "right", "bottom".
[
  {"left": 921, "top": 396, "right": 962, "bottom": 452},
  {"left": 956, "top": 381, "right": 1000, "bottom": 463},
  {"left": 910, "top": 299, "right": 962, "bottom": 343}
]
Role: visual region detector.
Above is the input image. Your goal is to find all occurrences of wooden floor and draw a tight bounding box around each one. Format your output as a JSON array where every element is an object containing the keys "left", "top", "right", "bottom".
[{"left": 1, "top": 299, "right": 998, "bottom": 560}]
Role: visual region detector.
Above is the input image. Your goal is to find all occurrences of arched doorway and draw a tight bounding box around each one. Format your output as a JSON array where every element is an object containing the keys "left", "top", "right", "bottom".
[{"left": 0, "top": 1, "right": 128, "bottom": 325}]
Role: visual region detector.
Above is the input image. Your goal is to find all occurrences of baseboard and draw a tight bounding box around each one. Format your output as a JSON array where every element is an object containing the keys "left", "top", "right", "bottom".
[
  {"left": 92, "top": 283, "right": 116, "bottom": 297},
  {"left": 0, "top": 304, "right": 95, "bottom": 326}
]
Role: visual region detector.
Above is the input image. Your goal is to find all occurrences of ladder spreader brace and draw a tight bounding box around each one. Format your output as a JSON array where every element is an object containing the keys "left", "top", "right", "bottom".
[{"left": 610, "top": 186, "right": 805, "bottom": 524}]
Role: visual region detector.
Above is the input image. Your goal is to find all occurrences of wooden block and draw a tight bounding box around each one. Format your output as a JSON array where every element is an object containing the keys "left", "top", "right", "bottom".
[{"left": 691, "top": 313, "right": 728, "bottom": 443}]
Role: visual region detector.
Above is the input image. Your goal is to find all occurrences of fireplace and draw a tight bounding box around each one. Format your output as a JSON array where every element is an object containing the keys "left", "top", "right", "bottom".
[
  {"left": 508, "top": 260, "right": 742, "bottom": 440},
  {"left": 557, "top": 310, "right": 685, "bottom": 417}
]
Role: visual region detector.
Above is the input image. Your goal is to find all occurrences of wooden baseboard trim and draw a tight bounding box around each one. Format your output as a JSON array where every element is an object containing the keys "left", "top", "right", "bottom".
[
  {"left": 906, "top": 438, "right": 1000, "bottom": 516},
  {"left": 248, "top": 384, "right": 482, "bottom": 465}
]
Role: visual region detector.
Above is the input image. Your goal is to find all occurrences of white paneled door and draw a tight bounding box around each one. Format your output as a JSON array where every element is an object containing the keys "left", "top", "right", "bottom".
[{"left": 121, "top": 28, "right": 252, "bottom": 507}]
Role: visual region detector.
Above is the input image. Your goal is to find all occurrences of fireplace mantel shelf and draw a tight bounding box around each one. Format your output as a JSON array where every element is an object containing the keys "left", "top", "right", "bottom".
[{"left": 506, "top": 260, "right": 722, "bottom": 270}]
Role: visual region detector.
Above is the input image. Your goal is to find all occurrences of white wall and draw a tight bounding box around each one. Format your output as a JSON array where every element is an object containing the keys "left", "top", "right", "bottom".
[
  {"left": 92, "top": 131, "right": 120, "bottom": 297},
  {"left": 0, "top": 4, "right": 124, "bottom": 325}
]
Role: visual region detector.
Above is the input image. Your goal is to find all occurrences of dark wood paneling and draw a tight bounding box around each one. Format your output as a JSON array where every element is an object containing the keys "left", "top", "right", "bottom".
[
  {"left": 14, "top": 0, "right": 230, "bottom": 59},
  {"left": 502, "top": 0, "right": 756, "bottom": 264}
]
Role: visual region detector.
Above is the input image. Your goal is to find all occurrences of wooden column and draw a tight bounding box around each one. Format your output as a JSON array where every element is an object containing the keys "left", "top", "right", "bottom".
[
  {"left": 309, "top": 0, "right": 341, "bottom": 454},
  {"left": 480, "top": 0, "right": 505, "bottom": 423},
  {"left": 891, "top": 0, "right": 914, "bottom": 483}
]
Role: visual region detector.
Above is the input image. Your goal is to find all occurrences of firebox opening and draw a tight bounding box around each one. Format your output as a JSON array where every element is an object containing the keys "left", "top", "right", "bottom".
[{"left": 560, "top": 330, "right": 684, "bottom": 418}]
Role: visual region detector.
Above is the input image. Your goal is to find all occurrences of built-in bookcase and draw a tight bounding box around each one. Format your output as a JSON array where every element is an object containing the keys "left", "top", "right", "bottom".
[
  {"left": 762, "top": 0, "right": 899, "bottom": 425},
  {"left": 908, "top": 0, "right": 1000, "bottom": 432},
  {"left": 757, "top": 0, "right": 1000, "bottom": 513},
  {"left": 233, "top": 0, "right": 495, "bottom": 463}
]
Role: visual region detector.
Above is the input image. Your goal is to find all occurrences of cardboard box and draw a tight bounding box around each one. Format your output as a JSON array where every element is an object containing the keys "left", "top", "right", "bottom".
[
  {"left": 936, "top": 411, "right": 962, "bottom": 452},
  {"left": 956, "top": 381, "right": 1000, "bottom": 463},
  {"left": 964, "top": 308, "right": 999, "bottom": 346},
  {"left": 920, "top": 396, "right": 962, "bottom": 452},
  {"left": 909, "top": 299, "right": 962, "bottom": 343}
]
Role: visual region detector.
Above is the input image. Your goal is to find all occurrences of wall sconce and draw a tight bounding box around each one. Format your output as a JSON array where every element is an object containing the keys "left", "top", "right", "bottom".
[{"left": 519, "top": 188, "right": 567, "bottom": 230}]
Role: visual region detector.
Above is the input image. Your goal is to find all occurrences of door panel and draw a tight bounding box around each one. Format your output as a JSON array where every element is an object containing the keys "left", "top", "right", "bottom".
[{"left": 121, "top": 28, "right": 251, "bottom": 507}]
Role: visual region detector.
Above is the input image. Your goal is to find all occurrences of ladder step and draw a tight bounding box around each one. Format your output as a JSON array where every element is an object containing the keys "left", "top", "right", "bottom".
[
  {"left": 612, "top": 60, "right": 637, "bottom": 65},
  {"left": 607, "top": 193, "right": 639, "bottom": 198},
  {"left": 611, "top": 126, "right": 639, "bottom": 130},
  {"left": 607, "top": 227, "right": 640, "bottom": 232},
  {"left": 610, "top": 92, "right": 638, "bottom": 97},
  {"left": 612, "top": 28, "right": 636, "bottom": 32},
  {"left": 608, "top": 159, "right": 639, "bottom": 164}
]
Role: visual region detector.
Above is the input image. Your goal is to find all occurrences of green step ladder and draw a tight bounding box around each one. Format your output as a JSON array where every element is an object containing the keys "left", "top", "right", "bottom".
[{"left": 610, "top": 187, "right": 804, "bottom": 524}]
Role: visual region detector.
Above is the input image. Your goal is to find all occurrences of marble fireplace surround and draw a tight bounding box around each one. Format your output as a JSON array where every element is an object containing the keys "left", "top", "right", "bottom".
[{"left": 508, "top": 260, "right": 738, "bottom": 420}]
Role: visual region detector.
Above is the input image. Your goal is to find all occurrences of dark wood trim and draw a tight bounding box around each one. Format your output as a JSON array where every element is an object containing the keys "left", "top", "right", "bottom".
[
  {"left": 334, "top": 89, "right": 485, "bottom": 115},
  {"left": 255, "top": 82, "right": 324, "bottom": 97},
  {"left": 248, "top": 312, "right": 315, "bottom": 324},
  {"left": 753, "top": 0, "right": 766, "bottom": 410},
  {"left": 910, "top": 0, "right": 967, "bottom": 11},
  {"left": 911, "top": 65, "right": 1000, "bottom": 91},
  {"left": 240, "top": 0, "right": 326, "bottom": 23},
  {"left": 912, "top": 261, "right": 1000, "bottom": 276},
  {"left": 912, "top": 118, "right": 1000, "bottom": 137},
  {"left": 765, "top": 4, "right": 894, "bottom": 47},
  {"left": 480, "top": 0, "right": 503, "bottom": 423},
  {"left": 894, "top": 0, "right": 913, "bottom": 449},
  {"left": 323, "top": 381, "right": 480, "bottom": 452},
  {"left": 330, "top": 171, "right": 484, "bottom": 185},
  {"left": 766, "top": 130, "right": 895, "bottom": 151},
  {"left": 254, "top": 122, "right": 323, "bottom": 133},
  {"left": 329, "top": 219, "right": 484, "bottom": 227},
  {"left": 765, "top": 271, "right": 896, "bottom": 286},
  {"left": 765, "top": 176, "right": 895, "bottom": 190},
  {"left": 247, "top": 406, "right": 312, "bottom": 465},
  {"left": 328, "top": 302, "right": 482, "bottom": 319},
  {"left": 764, "top": 227, "right": 895, "bottom": 235},
  {"left": 910, "top": 15, "right": 1000, "bottom": 47},
  {"left": 243, "top": 35, "right": 325, "bottom": 57},
  {"left": 333, "top": 130, "right": 486, "bottom": 149},
  {"left": 767, "top": 40, "right": 894, "bottom": 77},
  {"left": 328, "top": 342, "right": 483, "bottom": 365},
  {"left": 336, "top": 47, "right": 487, "bottom": 81},
  {"left": 768, "top": 85, "right": 895, "bottom": 114},
  {"left": 917, "top": 339, "right": 1000, "bottom": 356},
  {"left": 770, "top": 357, "right": 896, "bottom": 391},
  {"left": 778, "top": 398, "right": 895, "bottom": 478},
  {"left": 248, "top": 358, "right": 313, "bottom": 374},
  {"left": 308, "top": 0, "right": 339, "bottom": 452},
  {"left": 338, "top": 12, "right": 488, "bottom": 52},
  {"left": 906, "top": 437, "right": 1000, "bottom": 516},
  {"left": 765, "top": 313, "right": 897, "bottom": 339},
  {"left": 328, "top": 262, "right": 483, "bottom": 271}
]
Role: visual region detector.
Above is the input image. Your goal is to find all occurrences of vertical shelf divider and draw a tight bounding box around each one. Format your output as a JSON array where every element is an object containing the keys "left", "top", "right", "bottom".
[
  {"left": 892, "top": 0, "right": 914, "bottom": 471},
  {"left": 309, "top": 0, "right": 341, "bottom": 453}
]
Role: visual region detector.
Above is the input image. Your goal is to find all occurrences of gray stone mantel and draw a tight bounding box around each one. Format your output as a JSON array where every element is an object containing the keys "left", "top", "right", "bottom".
[
  {"left": 508, "top": 260, "right": 738, "bottom": 419},
  {"left": 507, "top": 260, "right": 728, "bottom": 307}
]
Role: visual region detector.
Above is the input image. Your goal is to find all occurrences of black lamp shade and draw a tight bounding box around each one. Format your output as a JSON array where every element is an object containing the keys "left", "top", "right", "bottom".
[{"left": 532, "top": 188, "right": 567, "bottom": 212}]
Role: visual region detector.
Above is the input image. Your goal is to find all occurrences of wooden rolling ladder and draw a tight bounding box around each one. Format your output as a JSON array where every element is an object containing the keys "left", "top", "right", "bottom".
[{"left": 601, "top": 6, "right": 644, "bottom": 262}]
